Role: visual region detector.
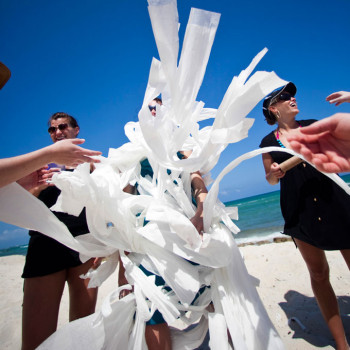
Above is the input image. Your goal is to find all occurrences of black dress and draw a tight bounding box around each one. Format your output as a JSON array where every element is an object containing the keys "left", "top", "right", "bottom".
[
  {"left": 22, "top": 170, "right": 89, "bottom": 278},
  {"left": 259, "top": 119, "right": 350, "bottom": 250}
]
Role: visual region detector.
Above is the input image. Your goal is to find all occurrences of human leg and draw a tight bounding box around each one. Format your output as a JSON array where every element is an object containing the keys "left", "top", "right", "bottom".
[
  {"left": 22, "top": 270, "right": 67, "bottom": 350},
  {"left": 145, "top": 323, "right": 172, "bottom": 350},
  {"left": 340, "top": 249, "right": 350, "bottom": 270},
  {"left": 67, "top": 258, "right": 98, "bottom": 321},
  {"left": 295, "top": 239, "right": 349, "bottom": 350}
]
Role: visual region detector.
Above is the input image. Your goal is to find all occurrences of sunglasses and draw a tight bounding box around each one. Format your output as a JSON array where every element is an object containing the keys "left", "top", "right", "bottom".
[
  {"left": 148, "top": 105, "right": 156, "bottom": 112},
  {"left": 48, "top": 123, "right": 69, "bottom": 134},
  {"left": 279, "top": 92, "right": 293, "bottom": 101},
  {"left": 271, "top": 92, "right": 293, "bottom": 105}
]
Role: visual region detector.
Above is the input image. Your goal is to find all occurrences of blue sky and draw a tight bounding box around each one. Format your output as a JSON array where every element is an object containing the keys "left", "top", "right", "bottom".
[{"left": 1, "top": 0, "right": 349, "bottom": 248}]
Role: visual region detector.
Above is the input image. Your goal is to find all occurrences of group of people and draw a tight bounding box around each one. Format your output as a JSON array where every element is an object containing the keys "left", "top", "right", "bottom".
[{"left": 1, "top": 58, "right": 350, "bottom": 350}]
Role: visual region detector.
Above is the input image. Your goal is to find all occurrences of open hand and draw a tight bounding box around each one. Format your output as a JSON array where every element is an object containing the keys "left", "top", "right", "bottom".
[
  {"left": 288, "top": 113, "right": 350, "bottom": 173},
  {"left": 48, "top": 139, "right": 102, "bottom": 167}
]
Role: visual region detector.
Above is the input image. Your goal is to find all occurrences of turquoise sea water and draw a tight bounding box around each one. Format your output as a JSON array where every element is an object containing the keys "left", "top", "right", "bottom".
[
  {"left": 227, "top": 173, "right": 350, "bottom": 245},
  {"left": 0, "top": 244, "right": 28, "bottom": 257},
  {"left": 1, "top": 174, "right": 349, "bottom": 256},
  {"left": 226, "top": 190, "right": 284, "bottom": 245}
]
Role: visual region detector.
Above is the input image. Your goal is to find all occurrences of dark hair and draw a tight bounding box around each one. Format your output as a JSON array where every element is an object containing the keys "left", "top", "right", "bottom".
[
  {"left": 48, "top": 112, "right": 79, "bottom": 128},
  {"left": 265, "top": 112, "right": 278, "bottom": 126},
  {"left": 153, "top": 97, "right": 162, "bottom": 105}
]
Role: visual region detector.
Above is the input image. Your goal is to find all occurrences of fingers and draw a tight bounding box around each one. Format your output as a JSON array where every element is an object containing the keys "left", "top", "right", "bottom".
[
  {"left": 93, "top": 257, "right": 102, "bottom": 269},
  {"left": 270, "top": 162, "right": 280, "bottom": 170},
  {"left": 325, "top": 92, "right": 350, "bottom": 106},
  {"left": 71, "top": 138, "right": 86, "bottom": 145},
  {"left": 71, "top": 139, "right": 101, "bottom": 156},
  {"left": 86, "top": 150, "right": 102, "bottom": 156},
  {"left": 293, "top": 145, "right": 313, "bottom": 162},
  {"left": 289, "top": 139, "right": 319, "bottom": 154},
  {"left": 330, "top": 99, "right": 344, "bottom": 106},
  {"left": 289, "top": 140, "right": 302, "bottom": 153},
  {"left": 62, "top": 154, "right": 101, "bottom": 167},
  {"left": 312, "top": 158, "right": 341, "bottom": 173},
  {"left": 47, "top": 167, "right": 61, "bottom": 173},
  {"left": 271, "top": 162, "right": 284, "bottom": 178},
  {"left": 84, "top": 155, "right": 101, "bottom": 163},
  {"left": 76, "top": 146, "right": 102, "bottom": 157},
  {"left": 77, "top": 155, "right": 101, "bottom": 164},
  {"left": 38, "top": 168, "right": 60, "bottom": 185},
  {"left": 290, "top": 143, "right": 329, "bottom": 167},
  {"left": 288, "top": 133, "right": 321, "bottom": 144},
  {"left": 276, "top": 169, "right": 285, "bottom": 178},
  {"left": 299, "top": 120, "right": 333, "bottom": 135},
  {"left": 326, "top": 92, "right": 341, "bottom": 103},
  {"left": 73, "top": 146, "right": 102, "bottom": 164}
]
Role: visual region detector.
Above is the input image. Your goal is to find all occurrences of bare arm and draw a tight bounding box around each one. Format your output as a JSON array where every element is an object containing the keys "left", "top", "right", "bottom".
[
  {"left": 179, "top": 150, "right": 208, "bottom": 234},
  {"left": 0, "top": 139, "right": 101, "bottom": 189},
  {"left": 190, "top": 171, "right": 208, "bottom": 234},
  {"left": 262, "top": 153, "right": 285, "bottom": 185}
]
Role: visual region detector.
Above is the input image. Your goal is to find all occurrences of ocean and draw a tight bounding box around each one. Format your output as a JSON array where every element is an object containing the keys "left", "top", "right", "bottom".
[
  {"left": 226, "top": 190, "right": 284, "bottom": 245},
  {"left": 1, "top": 174, "right": 349, "bottom": 257},
  {"left": 0, "top": 244, "right": 28, "bottom": 257}
]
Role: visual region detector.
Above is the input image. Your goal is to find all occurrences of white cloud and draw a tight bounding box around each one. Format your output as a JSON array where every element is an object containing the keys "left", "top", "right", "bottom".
[{"left": 0, "top": 228, "right": 28, "bottom": 242}]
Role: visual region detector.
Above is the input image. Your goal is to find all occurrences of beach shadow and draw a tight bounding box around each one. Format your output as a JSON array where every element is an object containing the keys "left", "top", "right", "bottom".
[{"left": 279, "top": 290, "right": 350, "bottom": 348}]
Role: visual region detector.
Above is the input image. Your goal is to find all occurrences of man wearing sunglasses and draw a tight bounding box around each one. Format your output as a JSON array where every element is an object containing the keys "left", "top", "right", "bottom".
[
  {"left": 0, "top": 62, "right": 101, "bottom": 189},
  {"left": 21, "top": 112, "right": 99, "bottom": 350},
  {"left": 48, "top": 112, "right": 80, "bottom": 144}
]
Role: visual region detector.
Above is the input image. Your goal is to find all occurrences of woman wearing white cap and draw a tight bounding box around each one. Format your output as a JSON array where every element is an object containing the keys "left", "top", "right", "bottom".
[{"left": 260, "top": 82, "right": 350, "bottom": 350}]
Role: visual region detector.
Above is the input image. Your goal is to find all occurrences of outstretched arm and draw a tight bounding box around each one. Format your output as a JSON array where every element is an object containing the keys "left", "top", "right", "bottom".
[
  {"left": 0, "top": 139, "right": 101, "bottom": 188},
  {"left": 326, "top": 91, "right": 350, "bottom": 106},
  {"left": 288, "top": 113, "right": 350, "bottom": 173}
]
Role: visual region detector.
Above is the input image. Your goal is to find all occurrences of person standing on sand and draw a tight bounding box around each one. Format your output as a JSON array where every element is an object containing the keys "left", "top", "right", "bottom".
[
  {"left": 260, "top": 82, "right": 350, "bottom": 350},
  {"left": 21, "top": 112, "right": 99, "bottom": 350}
]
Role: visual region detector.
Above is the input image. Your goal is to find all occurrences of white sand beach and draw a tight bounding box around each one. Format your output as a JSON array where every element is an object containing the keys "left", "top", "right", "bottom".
[{"left": 0, "top": 240, "right": 349, "bottom": 349}]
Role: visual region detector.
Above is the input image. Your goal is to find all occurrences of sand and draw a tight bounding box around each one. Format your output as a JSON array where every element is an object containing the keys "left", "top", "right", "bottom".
[{"left": 0, "top": 240, "right": 349, "bottom": 349}]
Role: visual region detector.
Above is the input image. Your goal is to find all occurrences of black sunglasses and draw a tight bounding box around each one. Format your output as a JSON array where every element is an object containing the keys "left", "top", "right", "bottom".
[
  {"left": 48, "top": 123, "right": 69, "bottom": 134},
  {"left": 270, "top": 92, "right": 293, "bottom": 105},
  {"left": 148, "top": 105, "right": 156, "bottom": 112},
  {"left": 278, "top": 92, "right": 293, "bottom": 101}
]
